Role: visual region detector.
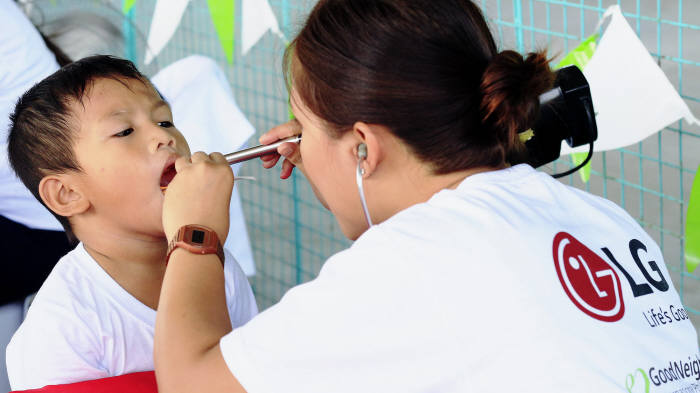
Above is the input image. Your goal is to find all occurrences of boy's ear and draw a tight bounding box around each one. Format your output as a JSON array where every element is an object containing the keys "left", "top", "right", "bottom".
[{"left": 38, "top": 174, "right": 90, "bottom": 217}]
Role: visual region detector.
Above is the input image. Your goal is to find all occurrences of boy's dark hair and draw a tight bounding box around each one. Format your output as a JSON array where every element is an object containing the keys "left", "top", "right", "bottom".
[{"left": 7, "top": 55, "right": 147, "bottom": 242}]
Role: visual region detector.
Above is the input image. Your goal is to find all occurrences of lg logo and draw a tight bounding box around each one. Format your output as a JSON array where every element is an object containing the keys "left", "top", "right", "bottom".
[
  {"left": 553, "top": 232, "right": 625, "bottom": 322},
  {"left": 553, "top": 232, "right": 669, "bottom": 322}
]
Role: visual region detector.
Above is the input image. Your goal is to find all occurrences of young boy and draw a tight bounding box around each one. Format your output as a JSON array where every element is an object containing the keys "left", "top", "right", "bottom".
[{"left": 5, "top": 55, "right": 257, "bottom": 390}]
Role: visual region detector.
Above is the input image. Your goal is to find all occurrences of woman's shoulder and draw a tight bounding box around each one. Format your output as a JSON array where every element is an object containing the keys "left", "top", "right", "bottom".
[
  {"left": 425, "top": 165, "right": 640, "bottom": 232},
  {"left": 345, "top": 164, "right": 655, "bottom": 272}
]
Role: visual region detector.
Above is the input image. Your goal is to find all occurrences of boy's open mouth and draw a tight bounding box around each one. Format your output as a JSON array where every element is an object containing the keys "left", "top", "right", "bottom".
[{"left": 160, "top": 163, "right": 177, "bottom": 188}]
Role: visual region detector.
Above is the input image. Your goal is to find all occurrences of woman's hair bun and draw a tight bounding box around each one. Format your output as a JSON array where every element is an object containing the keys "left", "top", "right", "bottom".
[{"left": 479, "top": 50, "right": 555, "bottom": 152}]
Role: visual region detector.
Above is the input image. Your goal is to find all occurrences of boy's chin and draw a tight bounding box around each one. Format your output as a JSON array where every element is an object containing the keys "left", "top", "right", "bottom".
[
  {"left": 146, "top": 205, "right": 167, "bottom": 238},
  {"left": 149, "top": 227, "right": 169, "bottom": 243}
]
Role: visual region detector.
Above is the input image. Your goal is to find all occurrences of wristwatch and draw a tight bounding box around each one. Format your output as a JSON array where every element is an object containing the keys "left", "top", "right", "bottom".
[{"left": 166, "top": 224, "right": 225, "bottom": 267}]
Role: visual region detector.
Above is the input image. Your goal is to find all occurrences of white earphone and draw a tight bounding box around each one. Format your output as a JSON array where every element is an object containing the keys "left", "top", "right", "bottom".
[{"left": 356, "top": 143, "right": 373, "bottom": 227}]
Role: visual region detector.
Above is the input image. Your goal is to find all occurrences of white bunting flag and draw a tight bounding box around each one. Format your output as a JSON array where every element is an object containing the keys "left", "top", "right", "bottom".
[
  {"left": 144, "top": 0, "right": 191, "bottom": 65},
  {"left": 561, "top": 5, "right": 699, "bottom": 155},
  {"left": 241, "top": 0, "right": 286, "bottom": 55}
]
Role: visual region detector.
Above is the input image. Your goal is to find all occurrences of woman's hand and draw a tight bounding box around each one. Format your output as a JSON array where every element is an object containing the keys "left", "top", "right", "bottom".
[
  {"left": 259, "top": 120, "right": 302, "bottom": 179},
  {"left": 162, "top": 152, "right": 233, "bottom": 244}
]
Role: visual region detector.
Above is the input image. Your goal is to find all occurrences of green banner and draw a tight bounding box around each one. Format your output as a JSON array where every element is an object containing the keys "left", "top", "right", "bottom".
[
  {"left": 556, "top": 34, "right": 598, "bottom": 183},
  {"left": 570, "top": 152, "right": 591, "bottom": 182},
  {"left": 557, "top": 34, "right": 598, "bottom": 71},
  {"left": 122, "top": 0, "right": 136, "bottom": 14},
  {"left": 686, "top": 166, "right": 700, "bottom": 273},
  {"left": 207, "top": 0, "right": 236, "bottom": 64}
]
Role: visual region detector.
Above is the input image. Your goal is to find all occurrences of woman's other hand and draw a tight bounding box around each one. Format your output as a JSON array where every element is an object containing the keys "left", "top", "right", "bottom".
[
  {"left": 259, "top": 120, "right": 302, "bottom": 179},
  {"left": 162, "top": 152, "right": 233, "bottom": 244}
]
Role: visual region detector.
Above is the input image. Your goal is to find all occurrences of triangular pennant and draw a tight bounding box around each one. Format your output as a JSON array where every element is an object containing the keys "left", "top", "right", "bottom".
[
  {"left": 241, "top": 0, "right": 286, "bottom": 55},
  {"left": 122, "top": 0, "right": 136, "bottom": 14},
  {"left": 686, "top": 167, "right": 700, "bottom": 273},
  {"left": 569, "top": 152, "right": 591, "bottom": 183},
  {"left": 557, "top": 34, "right": 598, "bottom": 70},
  {"left": 207, "top": 0, "right": 236, "bottom": 64},
  {"left": 144, "top": 0, "right": 191, "bottom": 65},
  {"left": 561, "top": 5, "right": 699, "bottom": 155}
]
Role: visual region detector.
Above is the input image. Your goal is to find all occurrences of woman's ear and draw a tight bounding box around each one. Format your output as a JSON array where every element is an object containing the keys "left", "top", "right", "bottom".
[
  {"left": 351, "top": 122, "right": 386, "bottom": 177},
  {"left": 38, "top": 174, "right": 90, "bottom": 218}
]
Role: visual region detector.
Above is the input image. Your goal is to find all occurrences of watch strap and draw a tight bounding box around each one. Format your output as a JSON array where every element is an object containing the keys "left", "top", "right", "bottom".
[{"left": 166, "top": 225, "right": 225, "bottom": 267}]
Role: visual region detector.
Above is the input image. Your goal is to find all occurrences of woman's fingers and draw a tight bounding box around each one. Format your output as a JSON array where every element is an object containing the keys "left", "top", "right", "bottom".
[
  {"left": 280, "top": 141, "right": 301, "bottom": 162},
  {"left": 258, "top": 120, "right": 303, "bottom": 177},
  {"left": 259, "top": 120, "right": 300, "bottom": 145},
  {"left": 260, "top": 153, "right": 282, "bottom": 169},
  {"left": 274, "top": 141, "right": 302, "bottom": 179},
  {"left": 280, "top": 158, "right": 295, "bottom": 179}
]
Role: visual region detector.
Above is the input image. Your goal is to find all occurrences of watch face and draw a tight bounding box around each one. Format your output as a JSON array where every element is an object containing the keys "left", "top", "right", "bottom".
[
  {"left": 166, "top": 225, "right": 223, "bottom": 266},
  {"left": 191, "top": 229, "right": 205, "bottom": 244}
]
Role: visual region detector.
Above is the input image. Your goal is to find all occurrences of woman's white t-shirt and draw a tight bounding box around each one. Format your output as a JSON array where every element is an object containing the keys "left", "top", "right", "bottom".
[
  {"left": 220, "top": 164, "right": 699, "bottom": 393},
  {"left": 6, "top": 243, "right": 258, "bottom": 390}
]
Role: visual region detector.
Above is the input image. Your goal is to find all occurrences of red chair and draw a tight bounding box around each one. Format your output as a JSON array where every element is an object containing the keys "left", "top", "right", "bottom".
[{"left": 11, "top": 371, "right": 157, "bottom": 393}]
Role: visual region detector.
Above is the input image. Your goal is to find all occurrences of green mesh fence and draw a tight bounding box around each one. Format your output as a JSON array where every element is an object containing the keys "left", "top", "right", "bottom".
[{"left": 31, "top": 0, "right": 699, "bottom": 334}]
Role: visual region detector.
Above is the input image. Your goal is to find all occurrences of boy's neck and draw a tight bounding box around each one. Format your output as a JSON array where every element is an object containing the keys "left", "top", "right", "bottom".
[{"left": 76, "top": 223, "right": 168, "bottom": 311}]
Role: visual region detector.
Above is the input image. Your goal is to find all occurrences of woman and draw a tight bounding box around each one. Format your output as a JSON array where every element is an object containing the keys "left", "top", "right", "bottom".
[{"left": 156, "top": 0, "right": 699, "bottom": 392}]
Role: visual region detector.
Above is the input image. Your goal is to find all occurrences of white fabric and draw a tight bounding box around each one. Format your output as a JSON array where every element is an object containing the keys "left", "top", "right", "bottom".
[
  {"left": 6, "top": 243, "right": 257, "bottom": 391},
  {"left": 0, "top": 0, "right": 63, "bottom": 230},
  {"left": 220, "top": 164, "right": 699, "bottom": 393},
  {"left": 151, "top": 55, "right": 257, "bottom": 276}
]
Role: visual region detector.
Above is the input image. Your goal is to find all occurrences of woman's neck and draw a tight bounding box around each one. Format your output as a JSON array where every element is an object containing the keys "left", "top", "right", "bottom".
[{"left": 366, "top": 151, "right": 503, "bottom": 226}]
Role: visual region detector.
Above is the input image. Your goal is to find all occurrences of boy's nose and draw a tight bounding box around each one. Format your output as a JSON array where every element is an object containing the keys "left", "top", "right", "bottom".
[
  {"left": 156, "top": 136, "right": 175, "bottom": 151},
  {"left": 151, "top": 125, "right": 176, "bottom": 151}
]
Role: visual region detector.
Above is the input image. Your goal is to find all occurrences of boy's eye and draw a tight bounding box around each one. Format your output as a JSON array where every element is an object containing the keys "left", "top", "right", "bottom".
[
  {"left": 114, "top": 128, "right": 134, "bottom": 137},
  {"left": 158, "top": 121, "right": 174, "bottom": 128}
]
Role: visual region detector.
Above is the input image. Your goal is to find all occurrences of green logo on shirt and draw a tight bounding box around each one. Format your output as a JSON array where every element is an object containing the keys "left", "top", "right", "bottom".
[
  {"left": 627, "top": 356, "right": 700, "bottom": 392},
  {"left": 626, "top": 368, "right": 650, "bottom": 393}
]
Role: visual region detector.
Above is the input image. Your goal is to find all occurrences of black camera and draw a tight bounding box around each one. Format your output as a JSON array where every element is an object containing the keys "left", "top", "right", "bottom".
[{"left": 518, "top": 65, "right": 598, "bottom": 174}]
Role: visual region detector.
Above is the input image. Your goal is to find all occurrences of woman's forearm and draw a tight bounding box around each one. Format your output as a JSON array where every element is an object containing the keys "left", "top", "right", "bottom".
[{"left": 154, "top": 249, "right": 242, "bottom": 393}]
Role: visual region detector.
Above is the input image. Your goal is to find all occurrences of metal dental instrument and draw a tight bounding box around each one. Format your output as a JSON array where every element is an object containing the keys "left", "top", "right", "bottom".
[
  {"left": 160, "top": 136, "right": 301, "bottom": 192},
  {"left": 224, "top": 135, "right": 302, "bottom": 165}
]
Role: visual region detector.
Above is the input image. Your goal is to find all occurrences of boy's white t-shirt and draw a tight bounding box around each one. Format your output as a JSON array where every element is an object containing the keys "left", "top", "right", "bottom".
[
  {"left": 6, "top": 243, "right": 257, "bottom": 390},
  {"left": 220, "top": 164, "right": 699, "bottom": 393}
]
